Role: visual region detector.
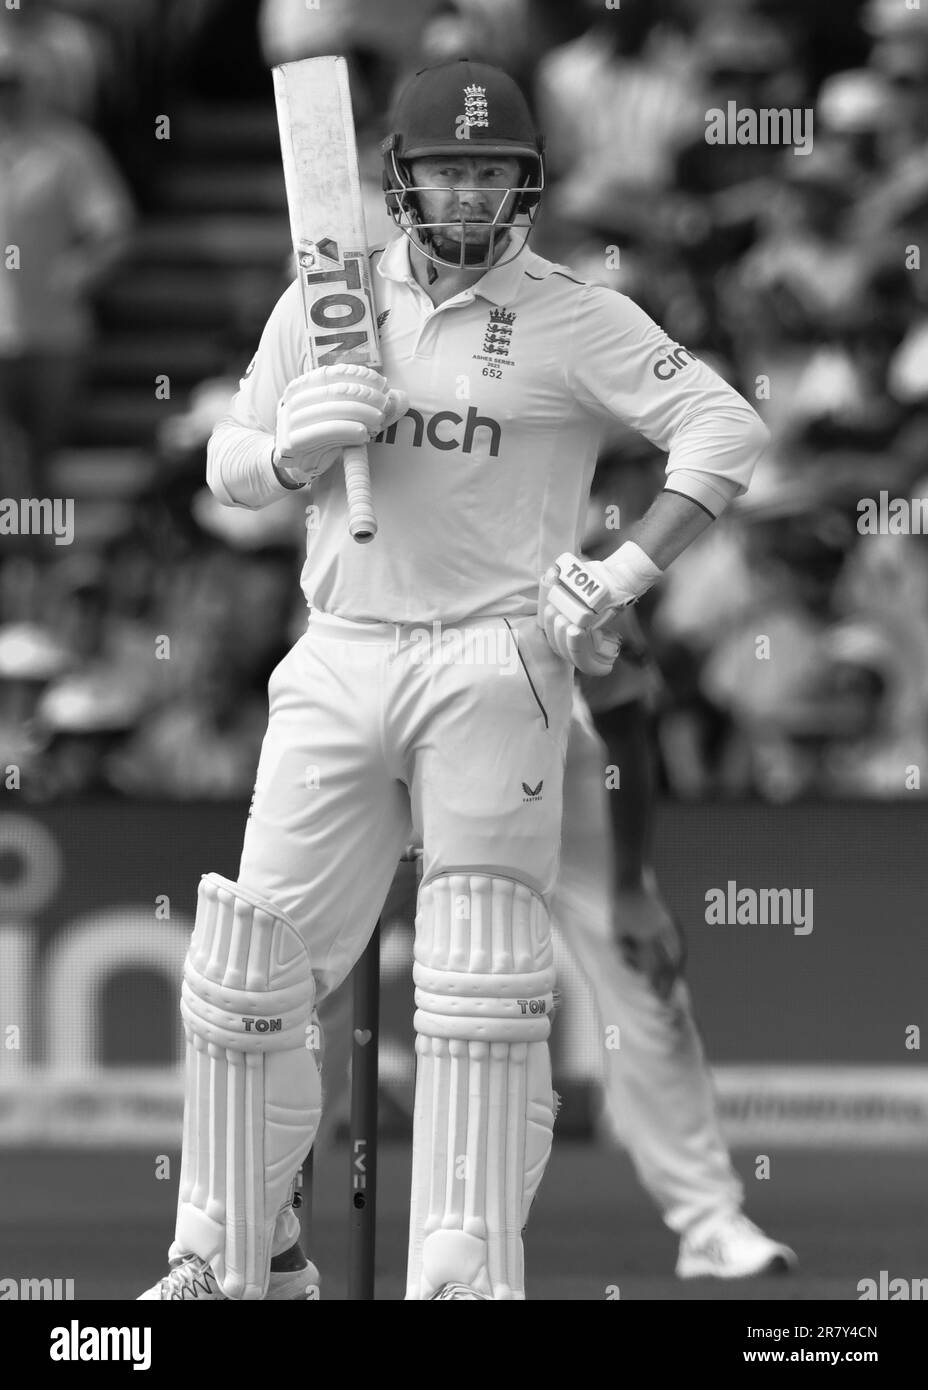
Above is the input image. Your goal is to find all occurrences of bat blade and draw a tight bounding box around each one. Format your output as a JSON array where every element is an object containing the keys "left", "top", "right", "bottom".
[{"left": 273, "top": 56, "right": 379, "bottom": 543}]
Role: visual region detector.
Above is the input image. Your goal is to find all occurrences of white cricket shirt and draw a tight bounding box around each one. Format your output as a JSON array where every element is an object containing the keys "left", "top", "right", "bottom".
[{"left": 208, "top": 235, "right": 767, "bottom": 624}]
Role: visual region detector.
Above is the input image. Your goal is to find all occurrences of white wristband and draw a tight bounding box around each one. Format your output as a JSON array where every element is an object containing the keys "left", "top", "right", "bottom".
[{"left": 602, "top": 541, "right": 663, "bottom": 606}]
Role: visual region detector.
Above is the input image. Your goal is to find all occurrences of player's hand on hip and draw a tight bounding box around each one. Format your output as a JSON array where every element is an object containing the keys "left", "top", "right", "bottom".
[
  {"left": 273, "top": 363, "right": 409, "bottom": 483},
  {"left": 536, "top": 551, "right": 627, "bottom": 675},
  {"left": 537, "top": 543, "right": 664, "bottom": 675}
]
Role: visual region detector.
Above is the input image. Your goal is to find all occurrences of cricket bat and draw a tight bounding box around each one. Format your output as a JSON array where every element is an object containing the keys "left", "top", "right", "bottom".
[{"left": 273, "top": 56, "right": 379, "bottom": 543}]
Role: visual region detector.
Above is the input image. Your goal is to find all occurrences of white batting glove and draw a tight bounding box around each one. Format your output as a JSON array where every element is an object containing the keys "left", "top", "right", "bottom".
[
  {"left": 537, "top": 544, "right": 663, "bottom": 675},
  {"left": 273, "top": 363, "right": 408, "bottom": 485}
]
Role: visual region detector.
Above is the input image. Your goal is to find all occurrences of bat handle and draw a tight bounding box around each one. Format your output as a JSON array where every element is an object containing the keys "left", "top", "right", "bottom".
[{"left": 343, "top": 443, "right": 377, "bottom": 543}]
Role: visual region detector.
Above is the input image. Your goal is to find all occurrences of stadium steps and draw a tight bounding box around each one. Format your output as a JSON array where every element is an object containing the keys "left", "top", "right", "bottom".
[
  {"left": 154, "top": 165, "right": 287, "bottom": 215},
  {"left": 69, "top": 96, "right": 288, "bottom": 464},
  {"left": 131, "top": 216, "right": 288, "bottom": 269},
  {"left": 98, "top": 267, "right": 265, "bottom": 332},
  {"left": 69, "top": 393, "right": 181, "bottom": 448},
  {"left": 89, "top": 333, "right": 227, "bottom": 389},
  {"left": 171, "top": 102, "right": 283, "bottom": 161},
  {"left": 48, "top": 449, "right": 156, "bottom": 499}
]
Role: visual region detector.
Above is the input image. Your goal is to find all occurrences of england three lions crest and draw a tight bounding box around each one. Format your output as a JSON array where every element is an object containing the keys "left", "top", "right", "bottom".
[
  {"left": 474, "top": 307, "right": 517, "bottom": 373},
  {"left": 457, "top": 84, "right": 489, "bottom": 137}
]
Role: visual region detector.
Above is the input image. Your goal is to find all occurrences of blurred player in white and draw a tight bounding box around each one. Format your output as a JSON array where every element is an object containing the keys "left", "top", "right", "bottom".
[
  {"left": 139, "top": 59, "right": 768, "bottom": 1300},
  {"left": 560, "top": 627, "right": 797, "bottom": 1278},
  {"left": 556, "top": 469, "right": 794, "bottom": 1278}
]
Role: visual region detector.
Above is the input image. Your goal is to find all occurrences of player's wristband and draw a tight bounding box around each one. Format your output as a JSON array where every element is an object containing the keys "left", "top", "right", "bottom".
[{"left": 602, "top": 541, "right": 663, "bottom": 606}]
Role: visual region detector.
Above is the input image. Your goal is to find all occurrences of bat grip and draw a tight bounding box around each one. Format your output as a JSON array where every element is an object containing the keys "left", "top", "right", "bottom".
[{"left": 343, "top": 443, "right": 377, "bottom": 543}]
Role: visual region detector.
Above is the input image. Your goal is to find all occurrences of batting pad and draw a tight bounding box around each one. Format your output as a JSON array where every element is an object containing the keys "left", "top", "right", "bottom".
[
  {"left": 172, "top": 873, "right": 321, "bottom": 1299},
  {"left": 406, "top": 874, "right": 557, "bottom": 1300}
]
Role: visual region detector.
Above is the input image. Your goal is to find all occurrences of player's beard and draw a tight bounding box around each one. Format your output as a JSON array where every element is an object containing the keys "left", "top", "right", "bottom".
[
  {"left": 413, "top": 192, "right": 516, "bottom": 268},
  {"left": 429, "top": 226, "right": 510, "bottom": 266}
]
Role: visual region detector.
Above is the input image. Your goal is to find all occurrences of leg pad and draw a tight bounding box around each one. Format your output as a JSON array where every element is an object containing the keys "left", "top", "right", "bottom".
[
  {"left": 406, "top": 874, "right": 557, "bottom": 1300},
  {"left": 172, "top": 873, "right": 322, "bottom": 1300}
]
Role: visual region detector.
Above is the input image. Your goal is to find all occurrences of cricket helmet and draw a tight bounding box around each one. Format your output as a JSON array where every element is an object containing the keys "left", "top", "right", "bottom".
[{"left": 381, "top": 59, "right": 545, "bottom": 268}]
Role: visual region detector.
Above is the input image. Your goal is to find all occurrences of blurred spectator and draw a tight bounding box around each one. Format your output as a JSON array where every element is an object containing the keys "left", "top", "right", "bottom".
[
  {"left": 0, "top": 34, "right": 133, "bottom": 495},
  {"left": 107, "top": 630, "right": 269, "bottom": 798},
  {"left": 865, "top": 0, "right": 928, "bottom": 162},
  {"left": 819, "top": 621, "right": 928, "bottom": 797},
  {"left": 0, "top": 622, "right": 70, "bottom": 788},
  {"left": 0, "top": 2, "right": 104, "bottom": 123},
  {"left": 535, "top": 0, "right": 701, "bottom": 254},
  {"left": 731, "top": 149, "right": 862, "bottom": 339},
  {"left": 834, "top": 480, "right": 928, "bottom": 688},
  {"left": 817, "top": 68, "right": 896, "bottom": 183},
  {"left": 42, "top": 553, "right": 164, "bottom": 714},
  {"left": 676, "top": 9, "right": 805, "bottom": 198},
  {"left": 30, "top": 669, "right": 142, "bottom": 798},
  {"left": 724, "top": 145, "right": 901, "bottom": 440},
  {"left": 260, "top": 0, "right": 354, "bottom": 64},
  {"left": 417, "top": 0, "right": 537, "bottom": 90},
  {"left": 697, "top": 506, "right": 860, "bottom": 800},
  {"left": 260, "top": 0, "right": 419, "bottom": 79},
  {"left": 888, "top": 318, "right": 928, "bottom": 409}
]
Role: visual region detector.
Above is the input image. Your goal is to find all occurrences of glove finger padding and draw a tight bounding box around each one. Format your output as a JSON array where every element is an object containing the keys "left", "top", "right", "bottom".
[
  {"left": 382, "top": 388, "right": 409, "bottom": 431},
  {"left": 280, "top": 420, "right": 371, "bottom": 465},
  {"left": 536, "top": 566, "right": 557, "bottom": 631},
  {"left": 285, "top": 380, "right": 391, "bottom": 412},
  {"left": 286, "top": 400, "right": 387, "bottom": 438},
  {"left": 542, "top": 606, "right": 568, "bottom": 657},
  {"left": 566, "top": 623, "right": 620, "bottom": 676},
  {"left": 297, "top": 362, "right": 389, "bottom": 394},
  {"left": 274, "top": 365, "right": 396, "bottom": 479}
]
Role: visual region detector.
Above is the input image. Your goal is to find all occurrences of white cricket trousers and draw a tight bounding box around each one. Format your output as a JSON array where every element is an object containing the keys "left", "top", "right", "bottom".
[
  {"left": 238, "top": 609, "right": 573, "bottom": 1006},
  {"left": 554, "top": 694, "right": 743, "bottom": 1234}
]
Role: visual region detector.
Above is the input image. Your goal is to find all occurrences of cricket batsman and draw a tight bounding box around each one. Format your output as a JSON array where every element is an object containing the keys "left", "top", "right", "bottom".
[{"left": 139, "top": 59, "right": 768, "bottom": 1300}]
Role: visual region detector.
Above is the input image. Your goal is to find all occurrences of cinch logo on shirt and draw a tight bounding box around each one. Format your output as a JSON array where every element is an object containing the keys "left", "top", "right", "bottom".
[
  {"left": 652, "top": 346, "right": 696, "bottom": 380},
  {"left": 376, "top": 406, "right": 502, "bottom": 456}
]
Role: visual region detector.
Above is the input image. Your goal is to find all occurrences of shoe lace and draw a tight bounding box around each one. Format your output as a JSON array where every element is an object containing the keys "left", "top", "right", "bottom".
[{"left": 161, "top": 1255, "right": 219, "bottom": 1300}]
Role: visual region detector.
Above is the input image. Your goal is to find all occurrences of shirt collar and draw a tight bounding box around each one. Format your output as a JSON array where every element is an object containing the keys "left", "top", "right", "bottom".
[{"left": 376, "top": 234, "right": 527, "bottom": 307}]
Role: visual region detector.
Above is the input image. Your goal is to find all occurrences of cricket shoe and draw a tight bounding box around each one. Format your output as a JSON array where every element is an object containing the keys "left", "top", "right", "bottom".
[
  {"left": 429, "top": 1283, "right": 491, "bottom": 1300},
  {"left": 137, "top": 1245, "right": 320, "bottom": 1300},
  {"left": 676, "top": 1213, "right": 797, "bottom": 1279}
]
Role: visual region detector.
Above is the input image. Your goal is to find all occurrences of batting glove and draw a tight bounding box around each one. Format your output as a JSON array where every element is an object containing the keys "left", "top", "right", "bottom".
[
  {"left": 537, "top": 543, "right": 662, "bottom": 675},
  {"left": 273, "top": 363, "right": 408, "bottom": 485}
]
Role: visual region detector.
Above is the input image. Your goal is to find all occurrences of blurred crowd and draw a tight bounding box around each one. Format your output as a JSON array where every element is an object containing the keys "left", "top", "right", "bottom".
[{"left": 2, "top": 0, "right": 928, "bottom": 801}]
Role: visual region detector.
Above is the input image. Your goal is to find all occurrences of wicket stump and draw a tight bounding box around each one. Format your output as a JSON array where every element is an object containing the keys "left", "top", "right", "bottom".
[{"left": 300, "top": 918, "right": 381, "bottom": 1299}]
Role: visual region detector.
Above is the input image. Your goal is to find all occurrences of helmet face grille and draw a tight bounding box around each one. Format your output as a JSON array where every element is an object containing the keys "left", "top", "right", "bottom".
[{"left": 381, "top": 147, "right": 544, "bottom": 271}]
